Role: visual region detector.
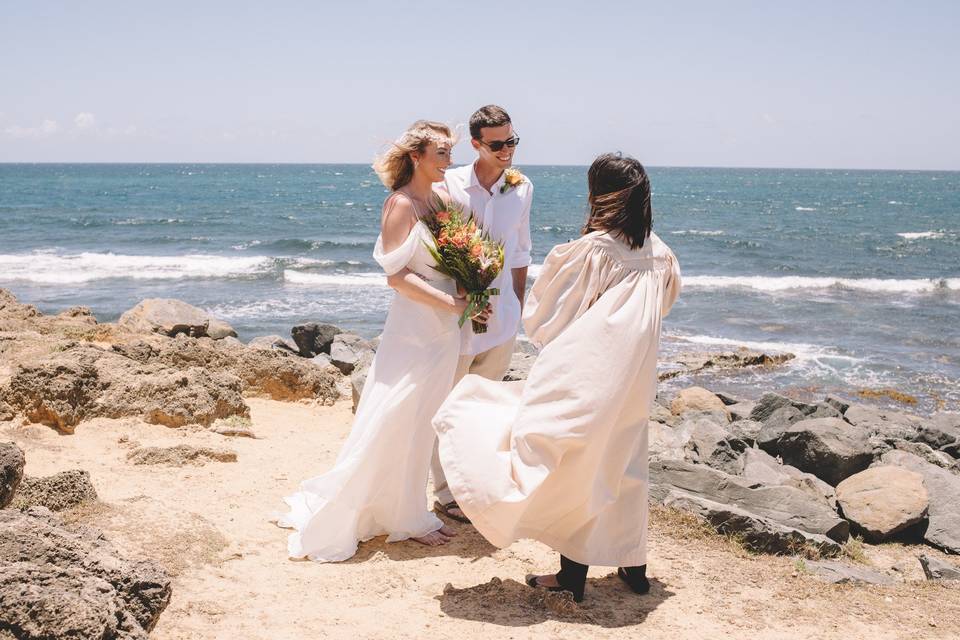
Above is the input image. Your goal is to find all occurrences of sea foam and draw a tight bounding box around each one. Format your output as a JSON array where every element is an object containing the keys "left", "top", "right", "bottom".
[
  {"left": 283, "top": 270, "right": 388, "bottom": 286},
  {"left": 670, "top": 229, "right": 725, "bottom": 236},
  {"left": 0, "top": 251, "right": 274, "bottom": 284},
  {"left": 682, "top": 275, "right": 960, "bottom": 293},
  {"left": 897, "top": 231, "right": 945, "bottom": 240}
]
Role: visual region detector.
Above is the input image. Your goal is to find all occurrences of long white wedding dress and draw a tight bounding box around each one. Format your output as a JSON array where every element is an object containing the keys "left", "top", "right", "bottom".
[{"left": 277, "top": 217, "right": 460, "bottom": 562}]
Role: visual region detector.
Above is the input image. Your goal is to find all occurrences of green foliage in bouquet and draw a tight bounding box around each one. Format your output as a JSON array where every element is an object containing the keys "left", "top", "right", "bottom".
[{"left": 420, "top": 194, "right": 505, "bottom": 333}]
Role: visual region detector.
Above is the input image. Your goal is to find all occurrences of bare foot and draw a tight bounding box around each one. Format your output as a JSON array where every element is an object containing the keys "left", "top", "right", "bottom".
[
  {"left": 439, "top": 524, "right": 457, "bottom": 537},
  {"left": 530, "top": 574, "right": 560, "bottom": 588},
  {"left": 412, "top": 530, "right": 450, "bottom": 546}
]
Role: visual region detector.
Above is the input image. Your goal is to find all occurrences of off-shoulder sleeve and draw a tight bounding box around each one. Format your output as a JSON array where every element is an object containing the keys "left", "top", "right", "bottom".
[
  {"left": 372, "top": 227, "right": 420, "bottom": 276},
  {"left": 522, "top": 238, "right": 627, "bottom": 348}
]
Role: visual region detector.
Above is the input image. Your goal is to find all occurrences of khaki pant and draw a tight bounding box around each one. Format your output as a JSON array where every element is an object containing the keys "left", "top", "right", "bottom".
[{"left": 431, "top": 336, "right": 516, "bottom": 505}]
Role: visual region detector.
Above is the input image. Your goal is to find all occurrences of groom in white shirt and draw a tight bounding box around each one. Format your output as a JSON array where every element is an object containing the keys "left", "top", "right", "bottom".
[{"left": 432, "top": 105, "right": 533, "bottom": 523}]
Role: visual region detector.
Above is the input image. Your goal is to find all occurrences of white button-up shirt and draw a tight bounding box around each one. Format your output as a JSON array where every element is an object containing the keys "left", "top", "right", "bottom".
[{"left": 444, "top": 162, "right": 533, "bottom": 356}]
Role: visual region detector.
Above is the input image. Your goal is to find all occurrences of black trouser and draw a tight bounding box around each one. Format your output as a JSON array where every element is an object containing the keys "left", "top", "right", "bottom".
[{"left": 556, "top": 554, "right": 647, "bottom": 601}]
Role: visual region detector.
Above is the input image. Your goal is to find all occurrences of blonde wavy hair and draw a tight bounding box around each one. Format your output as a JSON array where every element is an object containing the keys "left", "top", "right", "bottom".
[{"left": 373, "top": 120, "right": 456, "bottom": 191}]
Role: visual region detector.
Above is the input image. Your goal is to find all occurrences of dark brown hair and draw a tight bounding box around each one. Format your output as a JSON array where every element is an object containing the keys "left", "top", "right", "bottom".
[
  {"left": 469, "top": 105, "right": 512, "bottom": 140},
  {"left": 583, "top": 152, "right": 653, "bottom": 249}
]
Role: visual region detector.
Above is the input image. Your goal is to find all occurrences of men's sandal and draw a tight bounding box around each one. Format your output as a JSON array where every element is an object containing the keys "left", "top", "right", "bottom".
[{"left": 434, "top": 500, "right": 471, "bottom": 524}]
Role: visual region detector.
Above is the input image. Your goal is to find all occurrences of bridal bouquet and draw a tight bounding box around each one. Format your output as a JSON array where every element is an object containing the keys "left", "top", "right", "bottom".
[{"left": 421, "top": 196, "right": 505, "bottom": 333}]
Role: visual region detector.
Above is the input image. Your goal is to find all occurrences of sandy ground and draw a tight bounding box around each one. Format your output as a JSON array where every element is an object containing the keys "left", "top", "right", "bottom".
[{"left": 4, "top": 397, "right": 960, "bottom": 640}]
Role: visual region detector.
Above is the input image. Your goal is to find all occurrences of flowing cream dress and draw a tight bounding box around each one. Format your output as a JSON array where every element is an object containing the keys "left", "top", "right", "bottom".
[
  {"left": 433, "top": 230, "right": 681, "bottom": 567},
  {"left": 277, "top": 219, "right": 460, "bottom": 562}
]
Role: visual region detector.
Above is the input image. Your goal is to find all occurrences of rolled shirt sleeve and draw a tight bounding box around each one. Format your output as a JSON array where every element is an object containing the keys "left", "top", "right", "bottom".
[{"left": 509, "top": 184, "right": 533, "bottom": 269}]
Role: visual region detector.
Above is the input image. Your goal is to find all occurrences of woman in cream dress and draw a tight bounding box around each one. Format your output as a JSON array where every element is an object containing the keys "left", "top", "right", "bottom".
[
  {"left": 433, "top": 153, "right": 681, "bottom": 601},
  {"left": 276, "top": 121, "right": 488, "bottom": 562}
]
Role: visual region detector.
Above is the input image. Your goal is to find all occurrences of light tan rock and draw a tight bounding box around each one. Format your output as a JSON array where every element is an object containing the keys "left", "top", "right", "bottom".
[
  {"left": 118, "top": 298, "right": 211, "bottom": 337},
  {"left": 670, "top": 386, "right": 729, "bottom": 420},
  {"left": 836, "top": 465, "right": 928, "bottom": 542}
]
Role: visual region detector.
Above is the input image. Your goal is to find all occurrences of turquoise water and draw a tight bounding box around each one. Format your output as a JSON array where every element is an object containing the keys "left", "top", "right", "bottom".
[{"left": 1, "top": 164, "right": 958, "bottom": 410}]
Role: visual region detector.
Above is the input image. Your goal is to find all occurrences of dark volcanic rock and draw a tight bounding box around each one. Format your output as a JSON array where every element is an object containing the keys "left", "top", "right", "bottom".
[
  {"left": 247, "top": 334, "right": 299, "bottom": 353},
  {"left": 776, "top": 417, "right": 874, "bottom": 486},
  {"left": 329, "top": 333, "right": 374, "bottom": 375},
  {"left": 351, "top": 364, "right": 370, "bottom": 413},
  {"left": 727, "top": 419, "right": 763, "bottom": 447},
  {"left": 12, "top": 469, "right": 98, "bottom": 511},
  {"left": 728, "top": 401, "right": 757, "bottom": 422},
  {"left": 803, "top": 560, "right": 894, "bottom": 585},
  {"left": 824, "top": 395, "right": 851, "bottom": 414},
  {"left": 919, "top": 554, "right": 960, "bottom": 581},
  {"left": 663, "top": 491, "right": 841, "bottom": 556},
  {"left": 915, "top": 412, "right": 960, "bottom": 455},
  {"left": 659, "top": 349, "right": 795, "bottom": 382},
  {"left": 0, "top": 507, "right": 171, "bottom": 637},
  {"left": 755, "top": 406, "right": 805, "bottom": 454},
  {"left": 750, "top": 393, "right": 814, "bottom": 422},
  {"left": 291, "top": 322, "right": 343, "bottom": 357},
  {"left": 0, "top": 442, "right": 25, "bottom": 508},
  {"left": 714, "top": 391, "right": 744, "bottom": 406},
  {"left": 843, "top": 403, "right": 924, "bottom": 441},
  {"left": 650, "top": 459, "right": 849, "bottom": 542},
  {"left": 886, "top": 439, "right": 958, "bottom": 470},
  {"left": 739, "top": 448, "right": 837, "bottom": 509},
  {"left": 678, "top": 414, "right": 747, "bottom": 473}
]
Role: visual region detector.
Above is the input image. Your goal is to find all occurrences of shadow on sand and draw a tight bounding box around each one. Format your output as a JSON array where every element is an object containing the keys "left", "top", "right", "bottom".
[
  {"left": 339, "top": 515, "right": 498, "bottom": 564},
  {"left": 436, "top": 572, "right": 675, "bottom": 628}
]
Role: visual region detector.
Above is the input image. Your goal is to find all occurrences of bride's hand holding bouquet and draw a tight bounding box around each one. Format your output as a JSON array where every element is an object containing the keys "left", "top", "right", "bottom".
[{"left": 422, "top": 196, "right": 504, "bottom": 334}]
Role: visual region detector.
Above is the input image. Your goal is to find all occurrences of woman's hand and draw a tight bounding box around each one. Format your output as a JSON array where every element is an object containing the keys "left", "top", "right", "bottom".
[{"left": 452, "top": 297, "right": 493, "bottom": 325}]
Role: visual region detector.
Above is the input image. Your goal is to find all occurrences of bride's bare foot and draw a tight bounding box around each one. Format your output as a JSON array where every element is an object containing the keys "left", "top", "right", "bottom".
[
  {"left": 529, "top": 573, "right": 560, "bottom": 588},
  {"left": 412, "top": 530, "right": 450, "bottom": 546},
  {"left": 439, "top": 524, "right": 457, "bottom": 537}
]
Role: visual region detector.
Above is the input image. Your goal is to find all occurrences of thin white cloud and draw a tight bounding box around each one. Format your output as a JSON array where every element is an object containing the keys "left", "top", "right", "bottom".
[
  {"left": 105, "top": 125, "right": 138, "bottom": 137},
  {"left": 74, "top": 112, "right": 96, "bottom": 129},
  {"left": 3, "top": 119, "right": 60, "bottom": 138}
]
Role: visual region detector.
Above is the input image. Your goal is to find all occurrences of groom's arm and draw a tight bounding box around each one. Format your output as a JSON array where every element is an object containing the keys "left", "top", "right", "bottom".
[
  {"left": 511, "top": 184, "right": 534, "bottom": 312},
  {"left": 512, "top": 266, "right": 528, "bottom": 311}
]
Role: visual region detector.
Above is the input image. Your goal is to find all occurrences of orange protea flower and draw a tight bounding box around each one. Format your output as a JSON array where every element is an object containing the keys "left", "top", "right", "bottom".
[
  {"left": 470, "top": 243, "right": 483, "bottom": 258},
  {"left": 500, "top": 167, "right": 525, "bottom": 193}
]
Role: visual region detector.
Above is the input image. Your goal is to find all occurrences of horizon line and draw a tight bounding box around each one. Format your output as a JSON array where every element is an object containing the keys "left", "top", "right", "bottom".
[{"left": 1, "top": 161, "right": 958, "bottom": 173}]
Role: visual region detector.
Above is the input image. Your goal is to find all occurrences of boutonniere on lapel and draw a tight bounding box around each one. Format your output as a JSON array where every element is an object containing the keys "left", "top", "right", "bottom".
[{"left": 499, "top": 167, "right": 526, "bottom": 194}]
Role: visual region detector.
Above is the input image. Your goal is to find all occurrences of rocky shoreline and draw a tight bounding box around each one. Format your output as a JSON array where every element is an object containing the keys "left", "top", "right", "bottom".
[{"left": 2, "top": 288, "right": 960, "bottom": 637}]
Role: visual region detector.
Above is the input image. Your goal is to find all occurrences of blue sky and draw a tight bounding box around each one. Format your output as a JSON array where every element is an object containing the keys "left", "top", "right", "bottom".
[{"left": 1, "top": 1, "right": 958, "bottom": 169}]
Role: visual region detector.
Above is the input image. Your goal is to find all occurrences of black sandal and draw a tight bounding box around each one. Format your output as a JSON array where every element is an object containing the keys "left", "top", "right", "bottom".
[
  {"left": 617, "top": 566, "right": 651, "bottom": 594},
  {"left": 525, "top": 574, "right": 584, "bottom": 603},
  {"left": 434, "top": 500, "right": 471, "bottom": 524}
]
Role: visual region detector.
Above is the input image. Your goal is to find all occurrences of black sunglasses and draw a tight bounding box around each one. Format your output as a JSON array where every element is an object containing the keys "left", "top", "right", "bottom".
[{"left": 476, "top": 134, "right": 520, "bottom": 152}]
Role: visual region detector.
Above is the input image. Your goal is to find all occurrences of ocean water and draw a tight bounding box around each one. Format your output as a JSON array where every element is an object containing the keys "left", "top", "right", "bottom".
[{"left": 1, "top": 163, "right": 958, "bottom": 412}]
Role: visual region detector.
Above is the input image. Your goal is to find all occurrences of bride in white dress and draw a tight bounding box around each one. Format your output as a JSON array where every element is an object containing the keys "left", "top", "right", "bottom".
[{"left": 276, "top": 121, "right": 487, "bottom": 562}]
